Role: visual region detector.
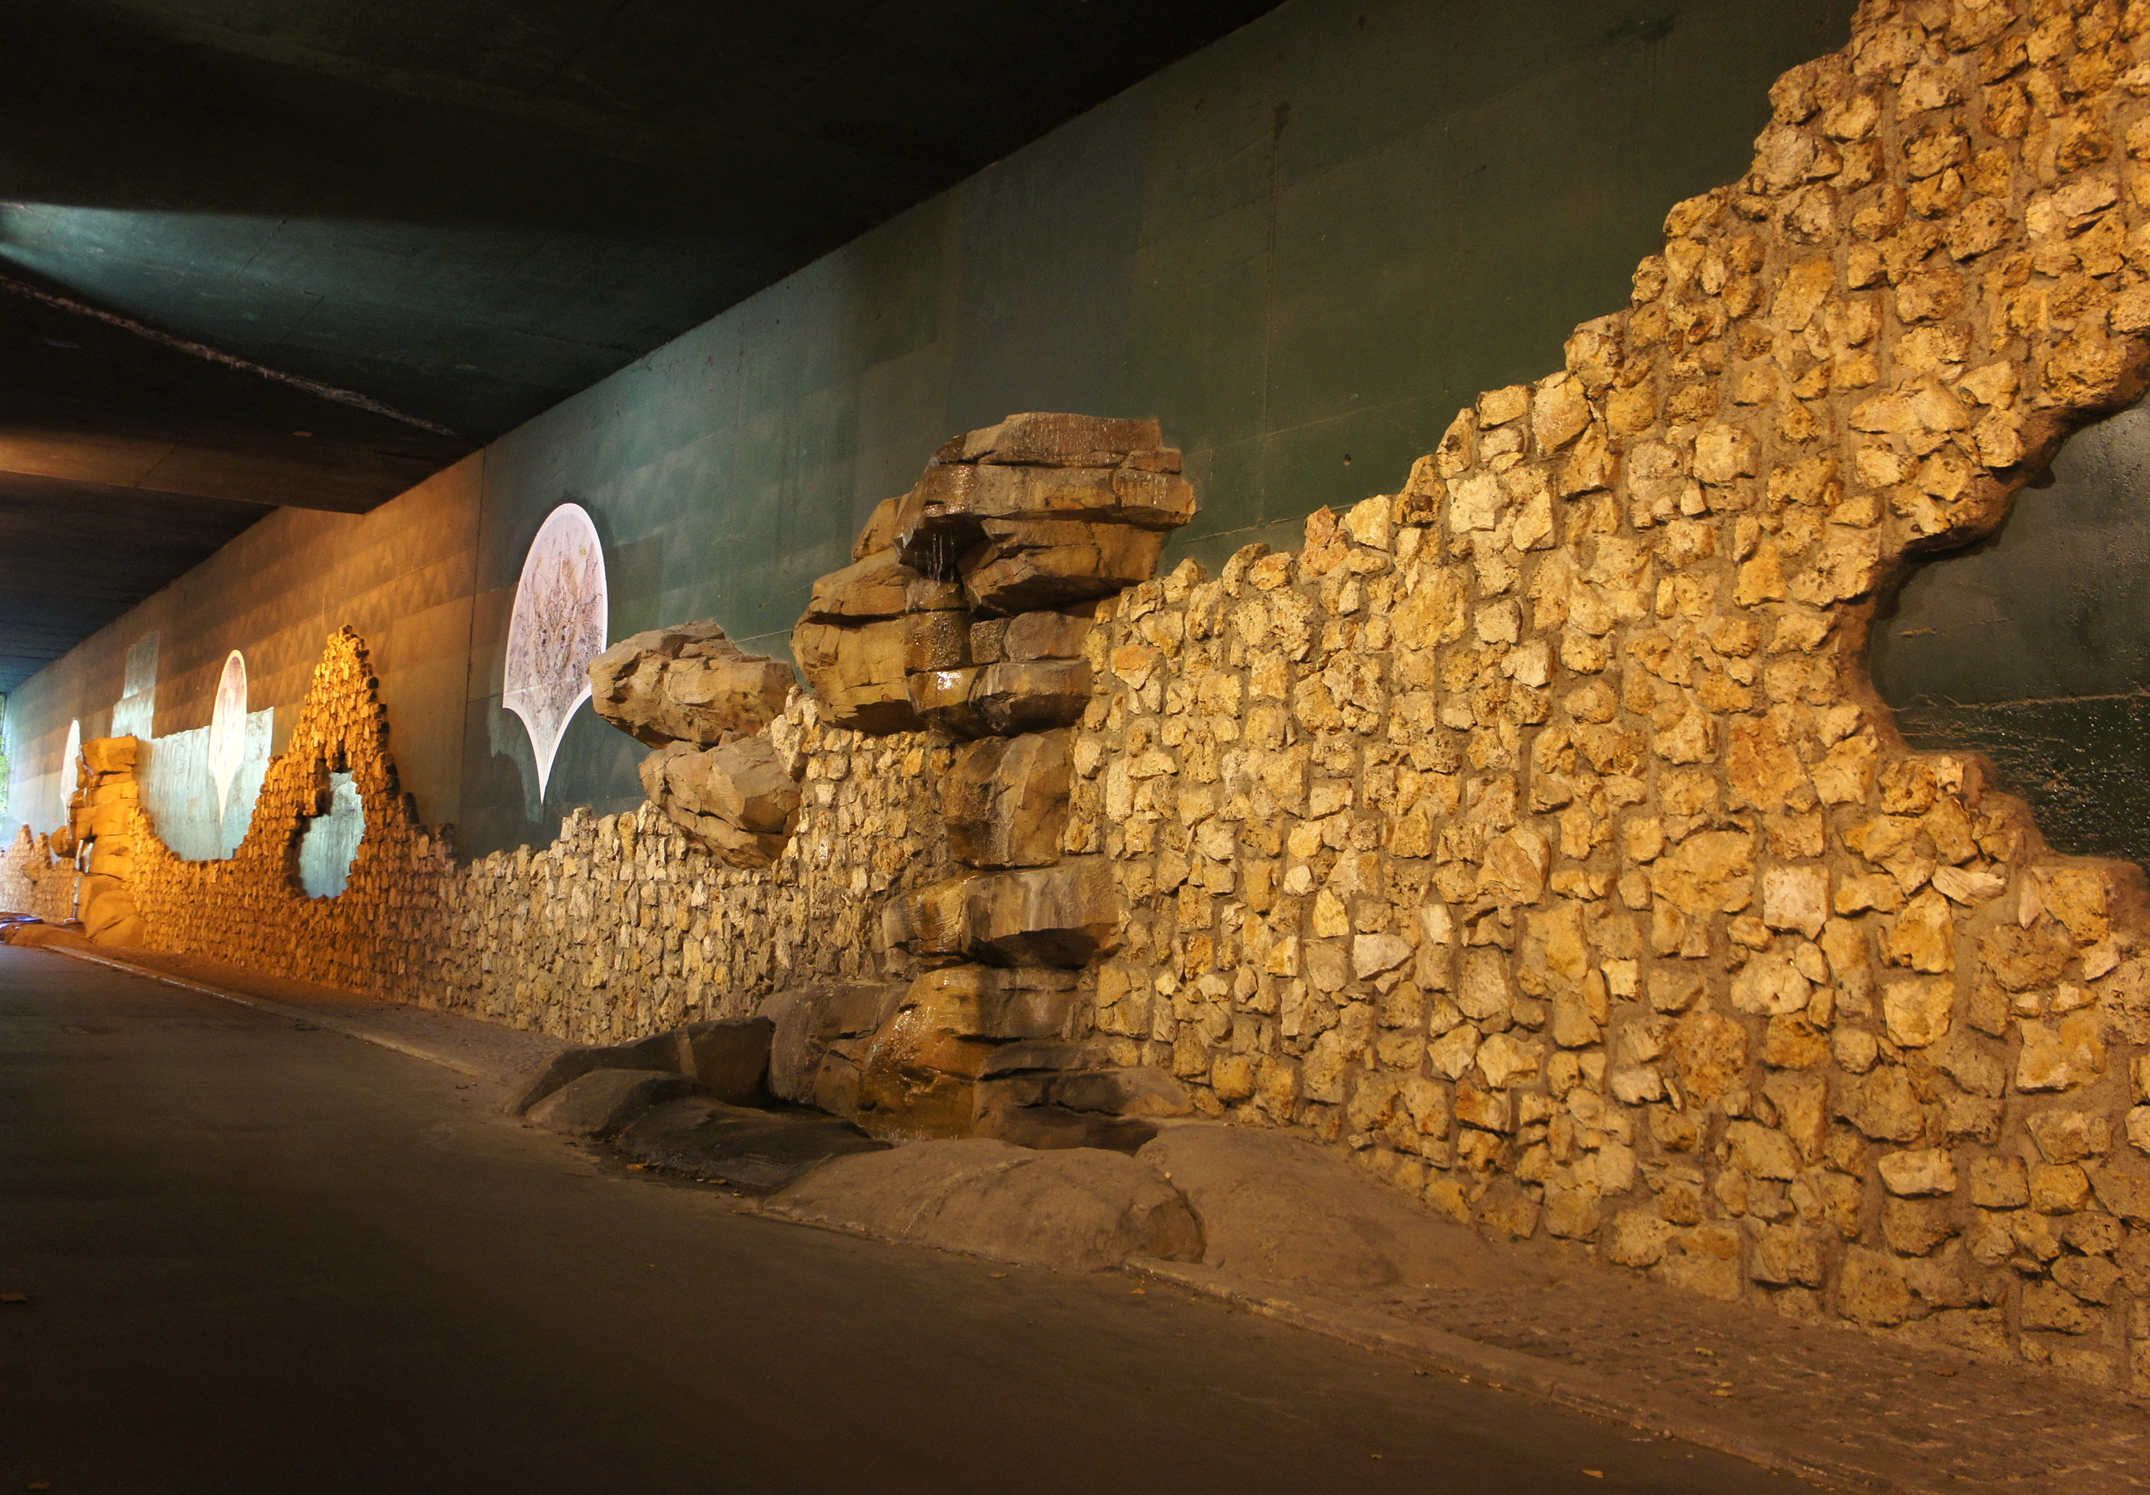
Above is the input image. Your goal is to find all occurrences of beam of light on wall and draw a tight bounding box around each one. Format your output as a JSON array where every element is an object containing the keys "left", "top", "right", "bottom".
[
  {"left": 205, "top": 650, "right": 248, "bottom": 820},
  {"left": 502, "top": 502, "right": 608, "bottom": 801}
]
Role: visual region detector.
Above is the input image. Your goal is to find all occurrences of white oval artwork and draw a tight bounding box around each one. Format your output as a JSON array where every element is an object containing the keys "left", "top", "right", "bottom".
[
  {"left": 502, "top": 502, "right": 608, "bottom": 801},
  {"left": 57, "top": 717, "right": 81, "bottom": 823},
  {"left": 205, "top": 649, "right": 249, "bottom": 819}
]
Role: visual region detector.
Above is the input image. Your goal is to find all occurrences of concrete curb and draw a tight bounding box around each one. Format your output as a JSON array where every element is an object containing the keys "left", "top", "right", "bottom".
[
  {"left": 45, "top": 944, "right": 493, "bottom": 1080},
  {"left": 1123, "top": 1258, "right": 1900, "bottom": 1495}
]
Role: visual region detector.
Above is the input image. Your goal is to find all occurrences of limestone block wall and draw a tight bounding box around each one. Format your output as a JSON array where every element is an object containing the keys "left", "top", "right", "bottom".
[
  {"left": 0, "top": 630, "right": 953, "bottom": 1046},
  {"left": 1065, "top": 0, "right": 2150, "bottom": 1387},
  {"left": 0, "top": 831, "right": 76, "bottom": 923}
]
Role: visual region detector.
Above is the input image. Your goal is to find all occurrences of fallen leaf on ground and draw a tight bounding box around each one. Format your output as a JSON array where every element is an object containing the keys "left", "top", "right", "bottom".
[{"left": 0, "top": 1292, "right": 29, "bottom": 1305}]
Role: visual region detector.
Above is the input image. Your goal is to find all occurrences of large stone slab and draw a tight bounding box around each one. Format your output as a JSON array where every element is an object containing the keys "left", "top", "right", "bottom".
[
  {"left": 906, "top": 657, "right": 1091, "bottom": 737},
  {"left": 901, "top": 964, "right": 1083, "bottom": 1041},
  {"left": 767, "top": 1137, "right": 1203, "bottom": 1272},
  {"left": 974, "top": 1053, "right": 1191, "bottom": 1153},
  {"left": 999, "top": 608, "right": 1096, "bottom": 661},
  {"left": 883, "top": 859, "right": 1120, "bottom": 967},
  {"left": 942, "top": 412, "right": 1167, "bottom": 467},
  {"left": 968, "top": 660, "right": 1093, "bottom": 735},
  {"left": 526, "top": 1068, "right": 691, "bottom": 1139},
  {"left": 945, "top": 731, "right": 1071, "bottom": 868},
  {"left": 640, "top": 733, "right": 800, "bottom": 867},
  {"left": 792, "top": 617, "right": 918, "bottom": 734},
  {"left": 588, "top": 622, "right": 793, "bottom": 749},
  {"left": 801, "top": 550, "right": 964, "bottom": 623},
  {"left": 508, "top": 1018, "right": 774, "bottom": 1114},
  {"left": 759, "top": 981, "right": 902, "bottom": 1112},
  {"left": 1136, "top": 1122, "right": 1475, "bottom": 1289},
  {"left": 897, "top": 461, "right": 1195, "bottom": 547},
  {"left": 613, "top": 1097, "right": 886, "bottom": 1194},
  {"left": 958, "top": 518, "right": 1168, "bottom": 615},
  {"left": 963, "top": 858, "right": 1122, "bottom": 966},
  {"left": 852, "top": 999, "right": 1001, "bottom": 1138},
  {"left": 678, "top": 1017, "right": 774, "bottom": 1102}
]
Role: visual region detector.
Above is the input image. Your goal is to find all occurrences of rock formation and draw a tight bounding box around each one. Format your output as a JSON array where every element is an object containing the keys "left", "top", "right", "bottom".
[
  {"left": 638, "top": 734, "right": 802, "bottom": 869},
  {"left": 51, "top": 736, "right": 146, "bottom": 947},
  {"left": 786, "top": 412, "right": 1200, "bottom": 1144},
  {"left": 589, "top": 622, "right": 802, "bottom": 867},
  {"left": 588, "top": 621, "right": 794, "bottom": 749},
  {"left": 32, "top": 0, "right": 2150, "bottom": 1394}
]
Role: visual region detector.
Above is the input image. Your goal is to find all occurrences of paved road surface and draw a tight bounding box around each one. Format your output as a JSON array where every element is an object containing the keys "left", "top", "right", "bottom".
[{"left": 0, "top": 947, "right": 1814, "bottom": 1493}]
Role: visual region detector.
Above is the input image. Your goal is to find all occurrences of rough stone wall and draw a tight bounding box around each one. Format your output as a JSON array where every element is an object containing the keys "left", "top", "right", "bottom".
[
  {"left": 0, "top": 830, "right": 76, "bottom": 923},
  {"left": 0, "top": 630, "right": 952, "bottom": 1045},
  {"left": 1067, "top": 0, "right": 2150, "bottom": 1388}
]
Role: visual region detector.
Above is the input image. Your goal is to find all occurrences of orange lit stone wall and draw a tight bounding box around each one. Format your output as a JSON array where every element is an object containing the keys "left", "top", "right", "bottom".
[{"left": 1064, "top": 0, "right": 2150, "bottom": 1387}]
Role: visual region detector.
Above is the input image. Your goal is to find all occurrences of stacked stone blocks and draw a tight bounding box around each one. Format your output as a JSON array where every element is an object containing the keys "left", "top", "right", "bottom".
[{"left": 791, "top": 412, "right": 1199, "bottom": 1141}]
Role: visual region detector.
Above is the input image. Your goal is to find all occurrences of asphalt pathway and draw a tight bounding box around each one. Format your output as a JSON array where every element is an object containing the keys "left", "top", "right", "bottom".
[{"left": 0, "top": 946, "right": 1816, "bottom": 1494}]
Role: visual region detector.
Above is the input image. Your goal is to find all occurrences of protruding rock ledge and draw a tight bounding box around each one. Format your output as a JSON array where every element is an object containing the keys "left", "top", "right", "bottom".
[
  {"left": 791, "top": 410, "right": 1193, "bottom": 741},
  {"left": 588, "top": 621, "right": 794, "bottom": 748},
  {"left": 882, "top": 857, "right": 1122, "bottom": 969}
]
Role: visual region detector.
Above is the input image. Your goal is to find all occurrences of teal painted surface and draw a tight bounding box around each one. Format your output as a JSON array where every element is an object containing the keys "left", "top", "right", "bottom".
[{"left": 456, "top": 0, "right": 1858, "bottom": 854}]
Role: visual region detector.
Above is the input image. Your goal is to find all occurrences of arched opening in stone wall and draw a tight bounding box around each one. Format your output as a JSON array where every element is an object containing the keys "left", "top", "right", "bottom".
[
  {"left": 294, "top": 769, "right": 364, "bottom": 899},
  {"left": 1869, "top": 396, "right": 2150, "bottom": 870}
]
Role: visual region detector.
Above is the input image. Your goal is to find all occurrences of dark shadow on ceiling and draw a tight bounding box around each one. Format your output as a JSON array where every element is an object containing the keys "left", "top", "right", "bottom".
[{"left": 0, "top": 0, "right": 1284, "bottom": 439}]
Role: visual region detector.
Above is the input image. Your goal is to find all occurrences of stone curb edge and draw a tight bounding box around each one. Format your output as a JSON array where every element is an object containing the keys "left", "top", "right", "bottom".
[
  {"left": 44, "top": 944, "right": 490, "bottom": 1080},
  {"left": 1122, "top": 1259, "right": 1904, "bottom": 1495},
  {"left": 33, "top": 941, "right": 1912, "bottom": 1494}
]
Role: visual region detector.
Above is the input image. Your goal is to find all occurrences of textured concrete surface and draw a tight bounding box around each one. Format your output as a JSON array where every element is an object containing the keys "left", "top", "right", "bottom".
[{"left": 0, "top": 944, "right": 1809, "bottom": 1493}]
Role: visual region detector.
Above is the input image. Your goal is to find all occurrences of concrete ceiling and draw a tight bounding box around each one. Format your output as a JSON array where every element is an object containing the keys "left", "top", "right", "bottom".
[{"left": 0, "top": 0, "right": 1278, "bottom": 692}]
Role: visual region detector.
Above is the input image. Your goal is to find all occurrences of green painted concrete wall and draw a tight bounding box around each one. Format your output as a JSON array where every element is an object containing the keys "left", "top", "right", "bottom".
[
  {"left": 8, "top": 0, "right": 1871, "bottom": 860},
  {"left": 452, "top": 0, "right": 1861, "bottom": 855}
]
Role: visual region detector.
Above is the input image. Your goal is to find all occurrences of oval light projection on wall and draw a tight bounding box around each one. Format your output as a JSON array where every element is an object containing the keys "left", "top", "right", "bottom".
[
  {"left": 205, "top": 649, "right": 248, "bottom": 820},
  {"left": 57, "top": 717, "right": 81, "bottom": 824},
  {"left": 502, "top": 502, "right": 608, "bottom": 801}
]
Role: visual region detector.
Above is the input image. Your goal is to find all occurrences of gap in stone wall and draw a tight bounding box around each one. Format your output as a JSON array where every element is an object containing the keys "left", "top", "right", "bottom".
[
  {"left": 295, "top": 770, "right": 363, "bottom": 898},
  {"left": 1870, "top": 397, "right": 2150, "bottom": 869}
]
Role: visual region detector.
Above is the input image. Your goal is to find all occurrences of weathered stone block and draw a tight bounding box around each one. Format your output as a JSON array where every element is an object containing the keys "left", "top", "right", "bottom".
[
  {"left": 881, "top": 874, "right": 979, "bottom": 962},
  {"left": 964, "top": 858, "right": 1122, "bottom": 967},
  {"left": 1001, "top": 608, "right": 1096, "bottom": 661},
  {"left": 759, "top": 982, "right": 902, "bottom": 1110},
  {"left": 945, "top": 731, "right": 1071, "bottom": 868},
  {"left": 792, "top": 618, "right": 918, "bottom": 733},
  {"left": 943, "top": 412, "right": 1167, "bottom": 468},
  {"left": 588, "top": 621, "right": 793, "bottom": 748},
  {"left": 527, "top": 1068, "right": 692, "bottom": 1139},
  {"left": 959, "top": 518, "right": 1168, "bottom": 615},
  {"left": 897, "top": 461, "right": 1195, "bottom": 555},
  {"left": 676, "top": 1017, "right": 774, "bottom": 1103},
  {"left": 969, "top": 659, "right": 1094, "bottom": 735},
  {"left": 640, "top": 733, "right": 800, "bottom": 867},
  {"left": 802, "top": 550, "right": 964, "bottom": 623},
  {"left": 887, "top": 859, "right": 1118, "bottom": 967},
  {"left": 902, "top": 964, "right": 1083, "bottom": 1042}
]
